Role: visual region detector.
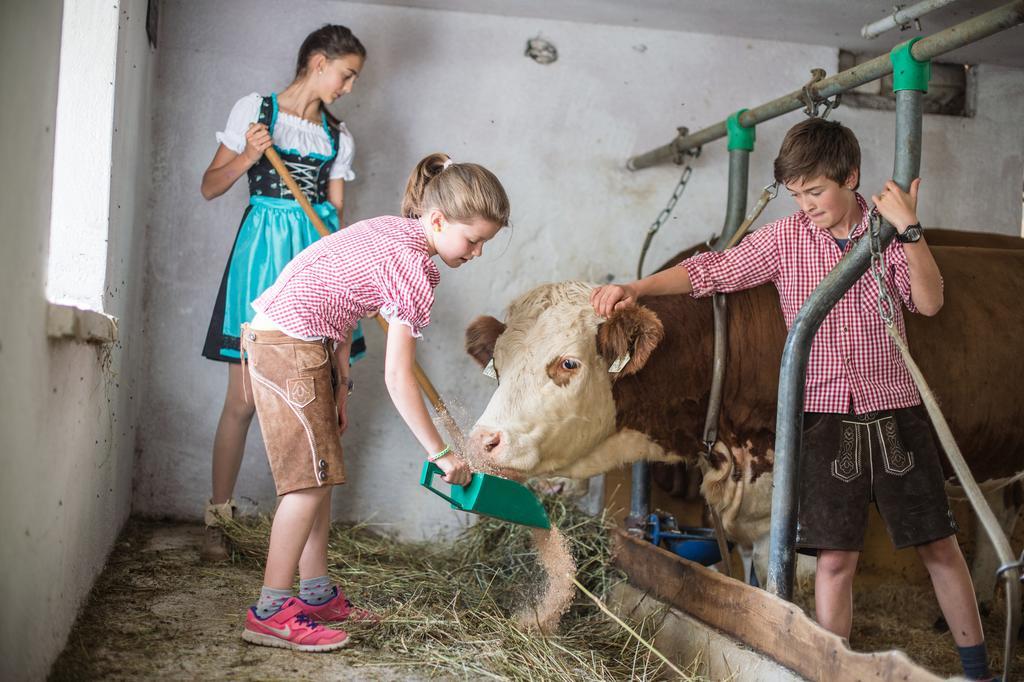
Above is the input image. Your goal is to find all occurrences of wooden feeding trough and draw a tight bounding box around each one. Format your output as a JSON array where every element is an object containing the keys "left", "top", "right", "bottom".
[{"left": 609, "top": 529, "right": 944, "bottom": 681}]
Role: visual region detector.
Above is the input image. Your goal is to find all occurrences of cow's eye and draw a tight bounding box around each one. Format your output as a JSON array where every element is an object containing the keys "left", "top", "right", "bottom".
[{"left": 562, "top": 359, "right": 580, "bottom": 370}]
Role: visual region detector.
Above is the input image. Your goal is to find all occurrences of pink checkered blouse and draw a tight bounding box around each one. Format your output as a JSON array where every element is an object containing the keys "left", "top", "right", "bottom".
[
  {"left": 682, "top": 193, "right": 936, "bottom": 414},
  {"left": 253, "top": 216, "right": 440, "bottom": 340}
]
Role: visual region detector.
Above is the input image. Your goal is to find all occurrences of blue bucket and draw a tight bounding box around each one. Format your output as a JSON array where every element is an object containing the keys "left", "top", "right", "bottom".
[
  {"left": 648, "top": 515, "right": 731, "bottom": 567},
  {"left": 662, "top": 529, "right": 724, "bottom": 566}
]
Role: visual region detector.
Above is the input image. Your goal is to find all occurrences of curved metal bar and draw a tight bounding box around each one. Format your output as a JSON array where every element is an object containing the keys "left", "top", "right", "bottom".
[
  {"left": 765, "top": 89, "right": 922, "bottom": 600},
  {"left": 627, "top": 1, "right": 1024, "bottom": 170},
  {"left": 631, "top": 150, "right": 750, "bottom": 539},
  {"left": 703, "top": 149, "right": 750, "bottom": 451},
  {"left": 720, "top": 150, "right": 750, "bottom": 248}
]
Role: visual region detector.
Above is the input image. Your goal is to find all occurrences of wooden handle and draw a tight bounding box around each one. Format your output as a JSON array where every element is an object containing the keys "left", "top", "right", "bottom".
[
  {"left": 261, "top": 147, "right": 464, "bottom": 441},
  {"left": 264, "top": 147, "right": 332, "bottom": 238}
]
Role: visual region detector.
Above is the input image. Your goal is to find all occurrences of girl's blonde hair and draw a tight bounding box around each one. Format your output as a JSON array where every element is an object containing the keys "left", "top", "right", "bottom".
[{"left": 401, "top": 153, "right": 510, "bottom": 227}]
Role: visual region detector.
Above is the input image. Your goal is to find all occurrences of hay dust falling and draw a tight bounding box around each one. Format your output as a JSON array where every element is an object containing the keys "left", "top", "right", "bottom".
[
  {"left": 431, "top": 397, "right": 502, "bottom": 474},
  {"left": 517, "top": 526, "right": 577, "bottom": 633},
  {"left": 431, "top": 397, "right": 577, "bottom": 632}
]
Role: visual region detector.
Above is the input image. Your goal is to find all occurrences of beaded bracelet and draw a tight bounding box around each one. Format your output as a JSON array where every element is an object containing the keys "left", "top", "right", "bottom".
[{"left": 427, "top": 445, "right": 451, "bottom": 462}]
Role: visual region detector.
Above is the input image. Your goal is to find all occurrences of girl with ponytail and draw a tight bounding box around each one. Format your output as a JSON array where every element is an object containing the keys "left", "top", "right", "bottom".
[{"left": 237, "top": 154, "right": 510, "bottom": 651}]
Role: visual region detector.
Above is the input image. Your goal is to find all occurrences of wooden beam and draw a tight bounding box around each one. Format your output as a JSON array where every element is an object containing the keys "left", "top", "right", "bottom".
[{"left": 611, "top": 529, "right": 940, "bottom": 681}]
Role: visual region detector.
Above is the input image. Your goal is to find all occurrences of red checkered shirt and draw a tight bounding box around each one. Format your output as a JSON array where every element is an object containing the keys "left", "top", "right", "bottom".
[
  {"left": 682, "top": 193, "right": 936, "bottom": 414},
  {"left": 253, "top": 216, "right": 441, "bottom": 340}
]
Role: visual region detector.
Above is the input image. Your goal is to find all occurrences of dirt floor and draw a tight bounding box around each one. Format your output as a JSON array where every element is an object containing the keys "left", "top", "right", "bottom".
[
  {"left": 49, "top": 521, "right": 436, "bottom": 681},
  {"left": 49, "top": 509, "right": 702, "bottom": 682},
  {"left": 50, "top": 515, "right": 1024, "bottom": 681}
]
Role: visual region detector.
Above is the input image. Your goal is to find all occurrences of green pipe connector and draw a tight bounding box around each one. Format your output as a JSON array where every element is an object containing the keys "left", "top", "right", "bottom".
[
  {"left": 726, "top": 109, "right": 755, "bottom": 151},
  {"left": 890, "top": 37, "right": 931, "bottom": 93}
]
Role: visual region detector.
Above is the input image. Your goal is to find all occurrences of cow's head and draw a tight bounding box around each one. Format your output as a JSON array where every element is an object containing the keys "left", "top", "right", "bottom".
[{"left": 464, "top": 282, "right": 663, "bottom": 477}]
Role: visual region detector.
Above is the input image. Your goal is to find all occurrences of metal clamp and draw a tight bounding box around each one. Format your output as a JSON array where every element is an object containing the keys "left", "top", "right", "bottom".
[
  {"left": 800, "top": 68, "right": 842, "bottom": 119},
  {"left": 891, "top": 4, "right": 924, "bottom": 34},
  {"left": 671, "top": 127, "right": 702, "bottom": 166},
  {"left": 996, "top": 550, "right": 1024, "bottom": 582}
]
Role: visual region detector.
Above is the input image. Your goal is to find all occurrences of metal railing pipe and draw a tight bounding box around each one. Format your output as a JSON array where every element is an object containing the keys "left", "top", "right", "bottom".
[
  {"left": 720, "top": 149, "right": 750, "bottom": 246},
  {"left": 861, "top": 0, "right": 960, "bottom": 39},
  {"left": 627, "top": 460, "right": 651, "bottom": 533},
  {"left": 626, "top": 0, "right": 1024, "bottom": 170},
  {"left": 629, "top": 119, "right": 753, "bottom": 537},
  {"left": 765, "top": 87, "right": 923, "bottom": 600}
]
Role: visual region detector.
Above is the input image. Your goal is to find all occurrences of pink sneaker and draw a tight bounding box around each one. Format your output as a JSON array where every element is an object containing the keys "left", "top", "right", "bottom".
[
  {"left": 242, "top": 597, "right": 350, "bottom": 652},
  {"left": 299, "top": 587, "right": 380, "bottom": 624}
]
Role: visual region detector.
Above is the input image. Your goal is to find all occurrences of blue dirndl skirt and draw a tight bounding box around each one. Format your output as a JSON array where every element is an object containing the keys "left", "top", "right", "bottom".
[{"left": 202, "top": 195, "right": 367, "bottom": 363}]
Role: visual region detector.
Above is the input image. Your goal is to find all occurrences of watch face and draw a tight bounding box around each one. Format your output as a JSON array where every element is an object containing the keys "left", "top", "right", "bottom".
[{"left": 899, "top": 224, "right": 922, "bottom": 242}]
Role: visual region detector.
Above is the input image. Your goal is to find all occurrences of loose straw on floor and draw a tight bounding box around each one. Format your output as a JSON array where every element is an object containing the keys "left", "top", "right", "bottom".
[{"left": 570, "top": 575, "right": 686, "bottom": 678}]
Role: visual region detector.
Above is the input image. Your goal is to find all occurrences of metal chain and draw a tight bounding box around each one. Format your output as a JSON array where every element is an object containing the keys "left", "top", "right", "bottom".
[
  {"left": 636, "top": 162, "right": 695, "bottom": 279},
  {"left": 868, "top": 209, "right": 896, "bottom": 328}
]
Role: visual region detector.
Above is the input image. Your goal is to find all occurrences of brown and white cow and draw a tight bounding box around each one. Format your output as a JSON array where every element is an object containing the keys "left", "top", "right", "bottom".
[{"left": 464, "top": 235, "right": 1024, "bottom": 607}]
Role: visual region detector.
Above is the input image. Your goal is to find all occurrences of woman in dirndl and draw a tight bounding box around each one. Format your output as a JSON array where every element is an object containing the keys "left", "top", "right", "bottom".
[{"left": 198, "top": 24, "right": 367, "bottom": 561}]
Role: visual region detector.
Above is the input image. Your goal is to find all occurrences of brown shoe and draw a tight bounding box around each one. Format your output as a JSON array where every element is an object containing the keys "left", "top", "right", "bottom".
[{"left": 200, "top": 499, "right": 235, "bottom": 562}]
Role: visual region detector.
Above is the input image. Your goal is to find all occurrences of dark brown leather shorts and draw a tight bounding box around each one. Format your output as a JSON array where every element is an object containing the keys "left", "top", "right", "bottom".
[
  {"left": 241, "top": 325, "right": 346, "bottom": 496},
  {"left": 795, "top": 404, "right": 957, "bottom": 553}
]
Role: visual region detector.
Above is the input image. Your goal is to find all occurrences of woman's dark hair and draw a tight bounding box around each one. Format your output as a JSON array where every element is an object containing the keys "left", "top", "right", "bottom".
[
  {"left": 295, "top": 24, "right": 366, "bottom": 78},
  {"left": 293, "top": 25, "right": 366, "bottom": 126}
]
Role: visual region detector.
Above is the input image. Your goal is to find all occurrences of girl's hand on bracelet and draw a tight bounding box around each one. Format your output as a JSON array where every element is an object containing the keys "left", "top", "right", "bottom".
[
  {"left": 242, "top": 123, "right": 272, "bottom": 165},
  {"left": 435, "top": 452, "right": 471, "bottom": 486}
]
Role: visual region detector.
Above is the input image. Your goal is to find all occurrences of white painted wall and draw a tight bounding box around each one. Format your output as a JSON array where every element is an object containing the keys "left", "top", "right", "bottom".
[
  {"left": 137, "top": 0, "right": 1024, "bottom": 538},
  {"left": 0, "top": 1, "right": 153, "bottom": 678},
  {"left": 46, "top": 1, "right": 120, "bottom": 310}
]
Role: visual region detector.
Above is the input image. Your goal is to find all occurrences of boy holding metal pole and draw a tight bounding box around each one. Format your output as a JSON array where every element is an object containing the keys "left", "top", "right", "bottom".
[{"left": 592, "top": 117, "right": 992, "bottom": 680}]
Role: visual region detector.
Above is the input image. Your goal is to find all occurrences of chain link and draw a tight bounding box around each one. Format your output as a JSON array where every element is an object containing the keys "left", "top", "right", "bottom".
[
  {"left": 868, "top": 209, "right": 896, "bottom": 328},
  {"left": 636, "top": 162, "right": 696, "bottom": 279}
]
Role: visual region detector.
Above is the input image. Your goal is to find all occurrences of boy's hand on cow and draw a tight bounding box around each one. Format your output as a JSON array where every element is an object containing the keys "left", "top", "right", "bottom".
[
  {"left": 435, "top": 452, "right": 472, "bottom": 487},
  {"left": 590, "top": 283, "right": 638, "bottom": 317},
  {"left": 872, "top": 177, "right": 920, "bottom": 233}
]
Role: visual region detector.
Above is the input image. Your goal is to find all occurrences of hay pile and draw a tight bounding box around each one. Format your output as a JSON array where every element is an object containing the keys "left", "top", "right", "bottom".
[
  {"left": 792, "top": 574, "right": 1024, "bottom": 676},
  {"left": 223, "top": 498, "right": 706, "bottom": 681}
]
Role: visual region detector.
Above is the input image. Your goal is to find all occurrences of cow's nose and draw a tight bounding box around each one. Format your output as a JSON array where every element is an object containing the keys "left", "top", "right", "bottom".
[{"left": 483, "top": 431, "right": 501, "bottom": 453}]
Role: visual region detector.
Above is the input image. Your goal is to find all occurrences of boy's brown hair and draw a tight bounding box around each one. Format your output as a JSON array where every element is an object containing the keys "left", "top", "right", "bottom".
[{"left": 773, "top": 118, "right": 861, "bottom": 189}]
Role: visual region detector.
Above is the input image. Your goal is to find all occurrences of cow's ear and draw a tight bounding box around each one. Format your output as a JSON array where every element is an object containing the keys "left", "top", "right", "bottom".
[
  {"left": 596, "top": 306, "right": 664, "bottom": 377},
  {"left": 465, "top": 315, "right": 507, "bottom": 367}
]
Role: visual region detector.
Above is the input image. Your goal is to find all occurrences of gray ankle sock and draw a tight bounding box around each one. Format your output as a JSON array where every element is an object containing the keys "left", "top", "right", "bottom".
[
  {"left": 299, "top": 575, "right": 334, "bottom": 605},
  {"left": 957, "top": 642, "right": 990, "bottom": 680},
  {"left": 255, "top": 586, "right": 292, "bottom": 619}
]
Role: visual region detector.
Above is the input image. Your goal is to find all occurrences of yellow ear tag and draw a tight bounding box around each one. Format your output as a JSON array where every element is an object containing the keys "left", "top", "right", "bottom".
[{"left": 608, "top": 353, "right": 631, "bottom": 374}]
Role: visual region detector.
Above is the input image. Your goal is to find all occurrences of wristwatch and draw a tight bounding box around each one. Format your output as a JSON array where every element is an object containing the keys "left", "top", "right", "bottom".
[
  {"left": 896, "top": 222, "right": 923, "bottom": 243},
  {"left": 339, "top": 376, "right": 354, "bottom": 396}
]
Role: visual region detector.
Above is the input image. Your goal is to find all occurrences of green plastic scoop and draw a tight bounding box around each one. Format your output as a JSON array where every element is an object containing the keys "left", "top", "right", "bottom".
[{"left": 419, "top": 461, "right": 551, "bottom": 529}]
